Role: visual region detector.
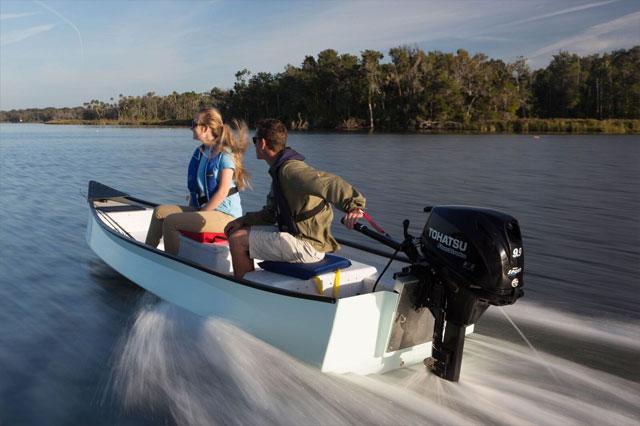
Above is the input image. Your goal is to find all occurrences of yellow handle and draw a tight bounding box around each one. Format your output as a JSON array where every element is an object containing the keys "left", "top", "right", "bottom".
[
  {"left": 333, "top": 269, "right": 340, "bottom": 298},
  {"left": 314, "top": 269, "right": 341, "bottom": 298},
  {"left": 313, "top": 276, "right": 323, "bottom": 295}
]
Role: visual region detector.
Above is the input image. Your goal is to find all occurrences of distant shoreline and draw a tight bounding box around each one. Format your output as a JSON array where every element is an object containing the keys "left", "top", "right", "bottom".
[
  {"left": 3, "top": 118, "right": 638, "bottom": 134},
  {"left": 2, "top": 46, "right": 638, "bottom": 134}
]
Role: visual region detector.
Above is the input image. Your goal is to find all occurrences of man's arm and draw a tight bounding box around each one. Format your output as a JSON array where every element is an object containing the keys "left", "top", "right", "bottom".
[
  {"left": 242, "top": 189, "right": 277, "bottom": 226},
  {"left": 224, "top": 190, "right": 277, "bottom": 236},
  {"left": 282, "top": 162, "right": 366, "bottom": 213}
]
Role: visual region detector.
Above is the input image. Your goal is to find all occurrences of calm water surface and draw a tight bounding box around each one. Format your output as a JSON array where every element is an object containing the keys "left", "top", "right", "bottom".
[{"left": 1, "top": 124, "right": 639, "bottom": 425}]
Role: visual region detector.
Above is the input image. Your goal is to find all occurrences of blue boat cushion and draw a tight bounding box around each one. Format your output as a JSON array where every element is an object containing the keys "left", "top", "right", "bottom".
[{"left": 258, "top": 254, "right": 352, "bottom": 280}]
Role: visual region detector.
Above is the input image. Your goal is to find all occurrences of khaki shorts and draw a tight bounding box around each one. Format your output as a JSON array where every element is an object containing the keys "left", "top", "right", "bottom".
[{"left": 249, "top": 226, "right": 325, "bottom": 263}]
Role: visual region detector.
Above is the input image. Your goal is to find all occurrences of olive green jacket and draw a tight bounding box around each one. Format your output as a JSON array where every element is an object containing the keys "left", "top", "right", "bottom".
[{"left": 241, "top": 160, "right": 366, "bottom": 252}]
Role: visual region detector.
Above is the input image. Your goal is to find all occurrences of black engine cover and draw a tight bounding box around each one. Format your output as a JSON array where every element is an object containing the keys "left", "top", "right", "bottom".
[{"left": 420, "top": 206, "right": 524, "bottom": 305}]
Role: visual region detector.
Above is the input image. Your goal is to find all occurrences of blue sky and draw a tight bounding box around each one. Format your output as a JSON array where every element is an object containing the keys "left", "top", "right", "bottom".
[{"left": 1, "top": 0, "right": 638, "bottom": 110}]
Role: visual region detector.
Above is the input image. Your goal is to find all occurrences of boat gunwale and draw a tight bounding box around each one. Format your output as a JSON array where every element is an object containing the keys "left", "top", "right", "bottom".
[{"left": 87, "top": 180, "right": 408, "bottom": 304}]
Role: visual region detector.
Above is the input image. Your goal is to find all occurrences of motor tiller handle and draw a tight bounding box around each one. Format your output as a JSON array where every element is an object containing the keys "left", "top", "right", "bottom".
[{"left": 342, "top": 218, "right": 403, "bottom": 251}]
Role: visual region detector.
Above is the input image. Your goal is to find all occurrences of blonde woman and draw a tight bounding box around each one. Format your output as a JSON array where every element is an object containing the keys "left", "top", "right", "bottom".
[{"left": 145, "top": 108, "right": 250, "bottom": 255}]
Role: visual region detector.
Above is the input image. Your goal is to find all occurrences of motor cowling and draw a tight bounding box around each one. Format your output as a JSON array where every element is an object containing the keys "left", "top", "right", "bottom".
[{"left": 420, "top": 205, "right": 524, "bottom": 308}]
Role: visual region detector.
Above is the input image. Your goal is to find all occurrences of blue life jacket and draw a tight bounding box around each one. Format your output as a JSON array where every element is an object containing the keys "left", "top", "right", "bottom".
[{"left": 187, "top": 146, "right": 229, "bottom": 208}]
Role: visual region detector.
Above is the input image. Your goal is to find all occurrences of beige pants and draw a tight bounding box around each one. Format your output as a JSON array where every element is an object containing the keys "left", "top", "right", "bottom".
[
  {"left": 248, "top": 226, "right": 325, "bottom": 263},
  {"left": 145, "top": 204, "right": 234, "bottom": 255}
]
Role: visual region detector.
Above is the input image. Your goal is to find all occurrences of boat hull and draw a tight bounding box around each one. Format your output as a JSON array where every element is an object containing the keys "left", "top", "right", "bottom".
[
  {"left": 85, "top": 181, "right": 472, "bottom": 375},
  {"left": 87, "top": 213, "right": 338, "bottom": 368}
]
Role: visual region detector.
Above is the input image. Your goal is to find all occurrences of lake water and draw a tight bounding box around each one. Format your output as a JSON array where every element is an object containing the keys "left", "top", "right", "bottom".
[{"left": 1, "top": 123, "right": 639, "bottom": 425}]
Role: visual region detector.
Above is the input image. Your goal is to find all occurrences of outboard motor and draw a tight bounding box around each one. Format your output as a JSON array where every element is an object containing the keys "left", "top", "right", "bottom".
[
  {"left": 353, "top": 205, "right": 524, "bottom": 382},
  {"left": 416, "top": 206, "right": 523, "bottom": 381}
]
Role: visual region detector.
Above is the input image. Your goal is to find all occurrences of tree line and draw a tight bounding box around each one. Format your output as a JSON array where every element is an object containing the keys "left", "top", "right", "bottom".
[{"left": 1, "top": 45, "right": 638, "bottom": 131}]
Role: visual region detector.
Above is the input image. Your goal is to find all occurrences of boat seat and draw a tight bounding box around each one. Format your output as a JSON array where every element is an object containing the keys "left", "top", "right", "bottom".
[
  {"left": 176, "top": 234, "right": 377, "bottom": 298},
  {"left": 245, "top": 259, "right": 377, "bottom": 298},
  {"left": 258, "top": 254, "right": 351, "bottom": 280}
]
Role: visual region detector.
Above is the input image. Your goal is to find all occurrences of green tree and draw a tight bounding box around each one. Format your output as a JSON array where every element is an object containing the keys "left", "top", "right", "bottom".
[{"left": 361, "top": 49, "right": 383, "bottom": 129}]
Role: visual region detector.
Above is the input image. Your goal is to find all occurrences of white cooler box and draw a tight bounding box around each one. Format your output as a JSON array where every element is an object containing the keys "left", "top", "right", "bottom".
[{"left": 177, "top": 235, "right": 233, "bottom": 273}]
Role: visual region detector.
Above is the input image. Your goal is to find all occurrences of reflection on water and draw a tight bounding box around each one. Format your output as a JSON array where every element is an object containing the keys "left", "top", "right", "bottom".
[
  {"left": 111, "top": 300, "right": 640, "bottom": 426},
  {"left": 1, "top": 124, "right": 639, "bottom": 425}
]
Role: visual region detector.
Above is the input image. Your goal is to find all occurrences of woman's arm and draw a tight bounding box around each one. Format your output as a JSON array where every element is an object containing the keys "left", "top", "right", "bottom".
[{"left": 200, "top": 168, "right": 234, "bottom": 212}]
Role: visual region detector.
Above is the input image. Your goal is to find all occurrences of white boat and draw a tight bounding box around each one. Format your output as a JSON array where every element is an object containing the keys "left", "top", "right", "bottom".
[{"left": 86, "top": 181, "right": 524, "bottom": 380}]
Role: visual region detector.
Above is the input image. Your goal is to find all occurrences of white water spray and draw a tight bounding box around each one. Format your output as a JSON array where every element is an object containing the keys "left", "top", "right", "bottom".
[
  {"left": 498, "top": 306, "right": 562, "bottom": 385},
  {"left": 107, "top": 297, "right": 640, "bottom": 426}
]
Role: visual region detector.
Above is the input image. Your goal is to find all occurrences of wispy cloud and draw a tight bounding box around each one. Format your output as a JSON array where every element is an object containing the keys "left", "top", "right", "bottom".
[
  {"left": 2, "top": 0, "right": 639, "bottom": 109},
  {"left": 35, "top": 0, "right": 84, "bottom": 64},
  {"left": 527, "top": 11, "right": 640, "bottom": 60},
  {"left": 509, "top": 0, "right": 621, "bottom": 26},
  {"left": 0, "top": 12, "right": 38, "bottom": 20},
  {"left": 212, "top": 1, "right": 494, "bottom": 69},
  {"left": 455, "top": 35, "right": 512, "bottom": 43},
  {"left": 0, "top": 24, "right": 55, "bottom": 46}
]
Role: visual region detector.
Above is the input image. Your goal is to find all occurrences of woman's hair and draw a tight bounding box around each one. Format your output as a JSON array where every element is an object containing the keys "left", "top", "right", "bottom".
[{"left": 196, "top": 107, "right": 250, "bottom": 191}]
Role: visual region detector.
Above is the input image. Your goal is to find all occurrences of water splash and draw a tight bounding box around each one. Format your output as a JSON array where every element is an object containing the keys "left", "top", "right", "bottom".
[
  {"left": 498, "top": 306, "right": 562, "bottom": 385},
  {"left": 108, "top": 299, "right": 467, "bottom": 425},
  {"left": 486, "top": 303, "right": 640, "bottom": 351},
  {"left": 108, "top": 298, "right": 640, "bottom": 426}
]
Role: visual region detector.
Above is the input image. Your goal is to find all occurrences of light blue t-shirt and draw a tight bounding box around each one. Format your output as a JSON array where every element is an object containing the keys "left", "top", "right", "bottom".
[{"left": 197, "top": 149, "right": 242, "bottom": 218}]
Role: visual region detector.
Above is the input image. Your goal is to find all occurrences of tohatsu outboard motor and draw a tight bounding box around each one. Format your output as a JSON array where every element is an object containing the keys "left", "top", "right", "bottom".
[
  {"left": 352, "top": 205, "right": 524, "bottom": 382},
  {"left": 416, "top": 206, "right": 524, "bottom": 381}
]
